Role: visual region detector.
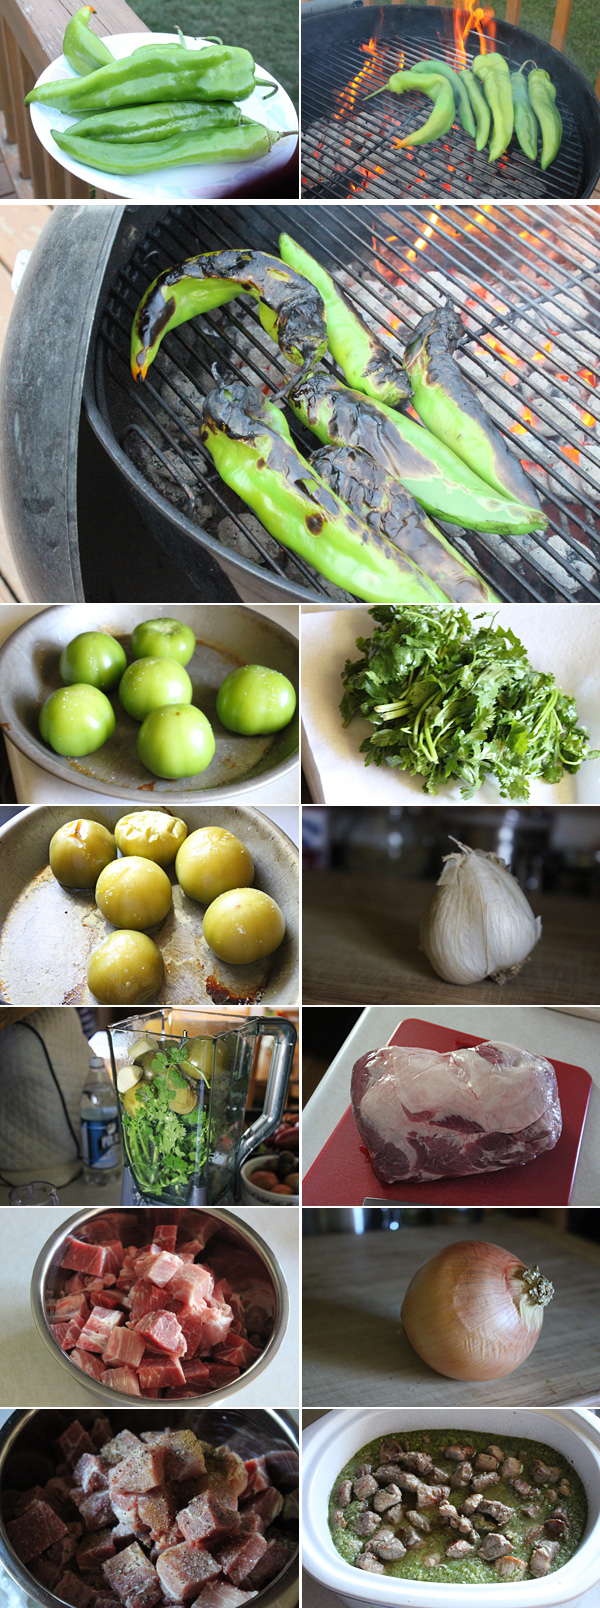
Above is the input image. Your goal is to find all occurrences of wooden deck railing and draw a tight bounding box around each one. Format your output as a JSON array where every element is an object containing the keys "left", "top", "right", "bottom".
[{"left": 0, "top": 0, "right": 150, "bottom": 198}]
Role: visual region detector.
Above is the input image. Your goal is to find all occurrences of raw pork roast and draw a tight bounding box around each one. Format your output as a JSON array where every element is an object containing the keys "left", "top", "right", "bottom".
[{"left": 351, "top": 1040, "right": 562, "bottom": 1184}]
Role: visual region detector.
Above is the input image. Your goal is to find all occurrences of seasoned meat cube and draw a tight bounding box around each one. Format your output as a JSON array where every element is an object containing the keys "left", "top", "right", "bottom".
[
  {"left": 486, "top": 1447, "right": 505, "bottom": 1463},
  {"left": 530, "top": 1460, "right": 561, "bottom": 1486},
  {"left": 354, "top": 1463, "right": 372, "bottom": 1478},
  {"left": 438, "top": 1503, "right": 475, "bottom": 1539},
  {"left": 524, "top": 1526, "right": 544, "bottom": 1545},
  {"left": 460, "top": 1495, "right": 483, "bottom": 1516},
  {"left": 373, "top": 1486, "right": 401, "bottom": 1513},
  {"left": 449, "top": 1463, "right": 472, "bottom": 1489},
  {"left": 409, "top": 1513, "right": 431, "bottom": 1534},
  {"left": 530, "top": 1541, "right": 560, "bottom": 1577},
  {"left": 332, "top": 1511, "right": 346, "bottom": 1529},
  {"left": 471, "top": 1473, "right": 500, "bottom": 1492},
  {"left": 371, "top": 1535, "right": 407, "bottom": 1562},
  {"left": 353, "top": 1513, "right": 381, "bottom": 1537},
  {"left": 416, "top": 1483, "right": 449, "bottom": 1509},
  {"left": 511, "top": 1480, "right": 532, "bottom": 1498},
  {"left": 446, "top": 1540, "right": 474, "bottom": 1559},
  {"left": 393, "top": 1472, "right": 419, "bottom": 1494},
  {"left": 479, "top": 1500, "right": 515, "bottom": 1526},
  {"left": 385, "top": 1505, "right": 404, "bottom": 1526},
  {"left": 557, "top": 1479, "right": 571, "bottom": 1497},
  {"left": 429, "top": 1467, "right": 449, "bottom": 1485},
  {"left": 336, "top": 1481, "right": 352, "bottom": 1507},
  {"left": 500, "top": 1458, "right": 522, "bottom": 1479},
  {"left": 397, "top": 1452, "right": 432, "bottom": 1477},
  {"left": 379, "top": 1439, "right": 405, "bottom": 1463},
  {"left": 544, "top": 1516, "right": 569, "bottom": 1539},
  {"left": 546, "top": 1489, "right": 557, "bottom": 1503},
  {"left": 495, "top": 1556, "right": 526, "bottom": 1581},
  {"left": 443, "top": 1446, "right": 473, "bottom": 1463},
  {"left": 474, "top": 1454, "right": 498, "bottom": 1473},
  {"left": 356, "top": 1554, "right": 384, "bottom": 1573},
  {"left": 401, "top": 1526, "right": 424, "bottom": 1549},
  {"left": 353, "top": 1475, "right": 378, "bottom": 1500},
  {"left": 375, "top": 1465, "right": 409, "bottom": 1486},
  {"left": 478, "top": 1533, "right": 513, "bottom": 1561},
  {"left": 521, "top": 1505, "right": 542, "bottom": 1519}
]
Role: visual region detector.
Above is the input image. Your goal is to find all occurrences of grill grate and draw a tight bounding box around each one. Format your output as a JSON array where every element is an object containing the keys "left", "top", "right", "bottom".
[
  {"left": 94, "top": 201, "right": 600, "bottom": 603},
  {"left": 300, "top": 9, "right": 599, "bottom": 201}
]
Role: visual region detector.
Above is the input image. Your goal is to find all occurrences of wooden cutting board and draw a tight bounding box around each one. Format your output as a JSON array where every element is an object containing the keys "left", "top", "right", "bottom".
[
  {"left": 303, "top": 1018, "right": 592, "bottom": 1206},
  {"left": 302, "top": 1214, "right": 600, "bottom": 1406}
]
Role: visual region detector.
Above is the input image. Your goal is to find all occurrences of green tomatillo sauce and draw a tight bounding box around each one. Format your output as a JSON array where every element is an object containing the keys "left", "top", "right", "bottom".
[{"left": 329, "top": 1429, "right": 587, "bottom": 1584}]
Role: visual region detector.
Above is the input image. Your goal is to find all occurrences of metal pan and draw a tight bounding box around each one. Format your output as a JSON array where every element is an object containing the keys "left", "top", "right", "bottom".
[
  {"left": 0, "top": 804, "right": 298, "bottom": 1006},
  {"left": 0, "top": 604, "right": 299, "bottom": 801}
]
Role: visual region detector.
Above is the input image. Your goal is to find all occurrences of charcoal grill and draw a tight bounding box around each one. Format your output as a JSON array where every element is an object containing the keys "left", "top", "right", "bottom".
[
  {"left": 301, "top": 4, "right": 600, "bottom": 200},
  {"left": 1, "top": 201, "right": 600, "bottom": 603}
]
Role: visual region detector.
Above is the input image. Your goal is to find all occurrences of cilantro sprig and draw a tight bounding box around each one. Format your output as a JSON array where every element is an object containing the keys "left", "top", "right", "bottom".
[
  {"left": 122, "top": 1047, "right": 209, "bottom": 1199},
  {"left": 340, "top": 606, "right": 598, "bottom": 801}
]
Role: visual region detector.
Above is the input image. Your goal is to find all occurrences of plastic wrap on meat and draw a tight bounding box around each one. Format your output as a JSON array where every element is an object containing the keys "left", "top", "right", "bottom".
[{"left": 351, "top": 1040, "right": 562, "bottom": 1184}]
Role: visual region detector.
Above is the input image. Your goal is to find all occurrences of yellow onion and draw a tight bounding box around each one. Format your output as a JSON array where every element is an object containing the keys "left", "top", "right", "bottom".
[{"left": 401, "top": 1240, "right": 553, "bottom": 1380}]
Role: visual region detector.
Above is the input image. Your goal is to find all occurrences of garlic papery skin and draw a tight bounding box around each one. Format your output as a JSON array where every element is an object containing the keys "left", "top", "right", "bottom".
[{"left": 420, "top": 838, "right": 542, "bottom": 986}]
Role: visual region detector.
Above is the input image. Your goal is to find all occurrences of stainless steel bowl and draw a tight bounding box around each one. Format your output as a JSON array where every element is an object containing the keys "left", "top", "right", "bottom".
[
  {"left": 31, "top": 1206, "right": 289, "bottom": 1406},
  {"left": 0, "top": 1407, "right": 298, "bottom": 1608}
]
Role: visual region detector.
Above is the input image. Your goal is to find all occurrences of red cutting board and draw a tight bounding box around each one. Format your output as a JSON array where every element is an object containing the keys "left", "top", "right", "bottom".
[{"left": 303, "top": 1018, "right": 592, "bottom": 1207}]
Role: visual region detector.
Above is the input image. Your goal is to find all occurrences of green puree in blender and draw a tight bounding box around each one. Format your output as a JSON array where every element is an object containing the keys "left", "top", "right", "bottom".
[{"left": 329, "top": 1429, "right": 587, "bottom": 1584}]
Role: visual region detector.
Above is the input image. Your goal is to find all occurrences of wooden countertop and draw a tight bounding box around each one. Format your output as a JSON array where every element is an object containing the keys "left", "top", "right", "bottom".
[
  {"left": 302, "top": 1216, "right": 600, "bottom": 1406},
  {"left": 302, "top": 871, "right": 600, "bottom": 1005}
]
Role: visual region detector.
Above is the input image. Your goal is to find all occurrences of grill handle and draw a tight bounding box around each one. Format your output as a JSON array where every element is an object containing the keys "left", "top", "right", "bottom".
[{"left": 302, "top": 0, "right": 363, "bottom": 13}]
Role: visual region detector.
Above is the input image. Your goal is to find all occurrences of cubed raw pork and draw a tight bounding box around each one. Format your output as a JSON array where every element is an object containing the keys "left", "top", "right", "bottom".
[
  {"left": 77, "top": 1529, "right": 116, "bottom": 1570},
  {"left": 134, "top": 1252, "right": 183, "bottom": 1288},
  {"left": 104, "top": 1541, "right": 162, "bottom": 1608},
  {"left": 138, "top": 1359, "right": 185, "bottom": 1393},
  {"left": 109, "top": 1447, "right": 167, "bottom": 1495},
  {"left": 100, "top": 1369, "right": 141, "bottom": 1396},
  {"left": 182, "top": 1360, "right": 210, "bottom": 1388},
  {"left": 103, "top": 1329, "right": 145, "bottom": 1370},
  {"left": 133, "top": 1311, "right": 186, "bottom": 1358},
  {"left": 99, "top": 1431, "right": 142, "bottom": 1467},
  {"left": 73, "top": 1455, "right": 110, "bottom": 1495},
  {"left": 216, "top": 1535, "right": 267, "bottom": 1586},
  {"left": 91, "top": 1419, "right": 114, "bottom": 1450},
  {"left": 62, "top": 1241, "right": 111, "bottom": 1279},
  {"left": 156, "top": 1543, "right": 221, "bottom": 1600},
  {"left": 168, "top": 1265, "right": 214, "bottom": 1308},
  {"left": 6, "top": 1501, "right": 68, "bottom": 1562},
  {"left": 129, "top": 1283, "right": 165, "bottom": 1323},
  {"left": 78, "top": 1492, "right": 116, "bottom": 1532},
  {"left": 44, "top": 1478, "right": 77, "bottom": 1520},
  {"left": 137, "top": 1488, "right": 177, "bottom": 1537},
  {"left": 206, "top": 1365, "right": 240, "bottom": 1388},
  {"left": 351, "top": 1040, "right": 562, "bottom": 1184},
  {"left": 144, "top": 1430, "right": 206, "bottom": 1483},
  {"left": 154, "top": 1225, "right": 179, "bottom": 1252},
  {"left": 243, "top": 1490, "right": 283, "bottom": 1528},
  {"left": 247, "top": 1540, "right": 294, "bottom": 1589},
  {"left": 72, "top": 1352, "right": 106, "bottom": 1383},
  {"left": 243, "top": 1460, "right": 271, "bottom": 1496},
  {"left": 178, "top": 1492, "right": 241, "bottom": 1545},
  {"left": 264, "top": 1452, "right": 299, "bottom": 1489},
  {"left": 193, "top": 1586, "right": 256, "bottom": 1608},
  {"left": 56, "top": 1570, "right": 96, "bottom": 1607}
]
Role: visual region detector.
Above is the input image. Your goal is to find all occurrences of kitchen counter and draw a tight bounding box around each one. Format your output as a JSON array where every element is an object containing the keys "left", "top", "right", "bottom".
[{"left": 0, "top": 1205, "right": 299, "bottom": 1407}]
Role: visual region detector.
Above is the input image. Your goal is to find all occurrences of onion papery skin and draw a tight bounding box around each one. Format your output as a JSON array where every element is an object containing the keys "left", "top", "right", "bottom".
[{"left": 401, "top": 1239, "right": 549, "bottom": 1380}]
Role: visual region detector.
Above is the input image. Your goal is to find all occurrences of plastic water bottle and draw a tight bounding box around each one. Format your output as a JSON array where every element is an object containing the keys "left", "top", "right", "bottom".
[{"left": 80, "top": 1058, "right": 121, "bottom": 1189}]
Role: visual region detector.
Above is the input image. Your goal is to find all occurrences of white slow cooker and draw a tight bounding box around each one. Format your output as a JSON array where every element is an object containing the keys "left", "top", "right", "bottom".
[{"left": 303, "top": 1409, "right": 600, "bottom": 1608}]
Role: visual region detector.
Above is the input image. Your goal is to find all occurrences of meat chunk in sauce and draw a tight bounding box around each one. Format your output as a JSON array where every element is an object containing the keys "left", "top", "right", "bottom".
[
  {"left": 371, "top": 1534, "right": 406, "bottom": 1562},
  {"left": 353, "top": 1513, "right": 380, "bottom": 1537},
  {"left": 446, "top": 1540, "right": 474, "bottom": 1559},
  {"left": 373, "top": 1486, "right": 402, "bottom": 1514},
  {"left": 353, "top": 1476, "right": 378, "bottom": 1501},
  {"left": 530, "top": 1541, "right": 560, "bottom": 1577},
  {"left": 356, "top": 1553, "right": 384, "bottom": 1573},
  {"left": 379, "top": 1440, "right": 405, "bottom": 1463},
  {"left": 336, "top": 1481, "right": 352, "bottom": 1507},
  {"left": 500, "top": 1458, "right": 522, "bottom": 1479},
  {"left": 396, "top": 1452, "right": 432, "bottom": 1477},
  {"left": 474, "top": 1453, "right": 498, "bottom": 1473},
  {"left": 471, "top": 1473, "right": 500, "bottom": 1493},
  {"left": 478, "top": 1500, "right": 515, "bottom": 1526},
  {"left": 495, "top": 1556, "right": 526, "bottom": 1580},
  {"left": 478, "top": 1533, "right": 513, "bottom": 1561},
  {"left": 443, "top": 1446, "right": 474, "bottom": 1463},
  {"left": 449, "top": 1464, "right": 472, "bottom": 1489},
  {"left": 530, "top": 1461, "right": 561, "bottom": 1486}
]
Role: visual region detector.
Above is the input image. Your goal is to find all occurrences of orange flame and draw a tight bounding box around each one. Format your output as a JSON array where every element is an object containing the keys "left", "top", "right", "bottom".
[
  {"left": 581, "top": 411, "right": 596, "bottom": 428},
  {"left": 333, "top": 36, "right": 387, "bottom": 120},
  {"left": 452, "top": 1, "right": 496, "bottom": 68},
  {"left": 562, "top": 445, "right": 580, "bottom": 464},
  {"left": 579, "top": 368, "right": 598, "bottom": 390}
]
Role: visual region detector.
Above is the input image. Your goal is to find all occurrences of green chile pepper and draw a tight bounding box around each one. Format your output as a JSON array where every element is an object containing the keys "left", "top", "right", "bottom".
[
  {"left": 461, "top": 68, "right": 490, "bottom": 152},
  {"left": 403, "top": 305, "right": 543, "bottom": 513},
  {"left": 131, "top": 249, "right": 327, "bottom": 380},
  {"left": 68, "top": 100, "right": 241, "bottom": 141},
  {"left": 528, "top": 68, "right": 562, "bottom": 169},
  {"left": 278, "top": 233, "right": 410, "bottom": 407},
  {"left": 311, "top": 443, "right": 498, "bottom": 603},
  {"left": 412, "top": 58, "right": 475, "bottom": 137},
  {"left": 53, "top": 120, "right": 283, "bottom": 174},
  {"left": 289, "top": 370, "right": 548, "bottom": 535},
  {"left": 200, "top": 381, "right": 449, "bottom": 604},
  {"left": 366, "top": 70, "right": 455, "bottom": 147},
  {"left": 26, "top": 43, "right": 273, "bottom": 112},
  {"left": 510, "top": 63, "right": 538, "bottom": 161},
  {"left": 472, "top": 52, "right": 514, "bottom": 161},
  {"left": 63, "top": 6, "right": 113, "bottom": 76}
]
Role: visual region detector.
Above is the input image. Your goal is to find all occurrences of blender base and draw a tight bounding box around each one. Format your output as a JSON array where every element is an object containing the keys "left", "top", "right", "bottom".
[{"left": 120, "top": 1169, "right": 238, "bottom": 1207}]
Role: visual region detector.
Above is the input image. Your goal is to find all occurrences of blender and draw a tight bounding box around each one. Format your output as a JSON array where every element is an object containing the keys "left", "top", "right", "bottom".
[{"left": 106, "top": 1009, "right": 296, "bottom": 1206}]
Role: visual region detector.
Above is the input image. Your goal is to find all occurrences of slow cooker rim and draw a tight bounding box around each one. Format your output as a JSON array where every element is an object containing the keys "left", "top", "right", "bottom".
[
  {"left": 31, "top": 1205, "right": 289, "bottom": 1408},
  {"left": 302, "top": 1407, "right": 600, "bottom": 1603}
]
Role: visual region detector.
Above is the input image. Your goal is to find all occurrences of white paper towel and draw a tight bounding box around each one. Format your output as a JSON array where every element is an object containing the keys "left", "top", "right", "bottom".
[{"left": 301, "top": 603, "right": 600, "bottom": 805}]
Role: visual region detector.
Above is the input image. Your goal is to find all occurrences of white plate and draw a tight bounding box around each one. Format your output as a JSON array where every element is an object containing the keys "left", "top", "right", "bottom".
[{"left": 28, "top": 32, "right": 298, "bottom": 200}]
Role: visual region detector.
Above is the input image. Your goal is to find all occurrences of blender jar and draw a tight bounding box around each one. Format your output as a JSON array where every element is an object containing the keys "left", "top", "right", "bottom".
[{"left": 107, "top": 1010, "right": 296, "bottom": 1205}]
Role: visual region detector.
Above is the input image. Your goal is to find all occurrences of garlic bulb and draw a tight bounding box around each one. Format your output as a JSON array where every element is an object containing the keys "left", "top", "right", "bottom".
[{"left": 420, "top": 838, "right": 542, "bottom": 985}]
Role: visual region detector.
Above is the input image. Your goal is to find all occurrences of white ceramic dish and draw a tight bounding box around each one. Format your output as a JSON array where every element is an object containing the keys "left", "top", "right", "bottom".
[
  {"left": 28, "top": 33, "right": 298, "bottom": 200},
  {"left": 240, "top": 1154, "right": 299, "bottom": 1204},
  {"left": 303, "top": 1408, "right": 600, "bottom": 1608}
]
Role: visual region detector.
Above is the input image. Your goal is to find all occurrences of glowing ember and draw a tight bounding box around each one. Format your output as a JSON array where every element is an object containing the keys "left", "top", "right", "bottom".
[
  {"left": 333, "top": 36, "right": 388, "bottom": 120},
  {"left": 452, "top": 1, "right": 496, "bottom": 68},
  {"left": 562, "top": 445, "right": 580, "bottom": 464},
  {"left": 579, "top": 369, "right": 598, "bottom": 389},
  {"left": 581, "top": 411, "right": 597, "bottom": 428}
]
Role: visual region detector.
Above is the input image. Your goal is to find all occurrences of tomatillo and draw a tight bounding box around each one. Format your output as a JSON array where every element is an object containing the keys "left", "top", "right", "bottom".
[
  {"left": 137, "top": 704, "right": 215, "bottom": 779},
  {"left": 175, "top": 826, "right": 254, "bottom": 904},
  {"left": 115, "top": 810, "right": 187, "bottom": 866},
  {"left": 203, "top": 886, "right": 285, "bottom": 963},
  {"left": 39, "top": 684, "right": 115, "bottom": 757},
  {"left": 87, "top": 929, "right": 164, "bottom": 1004},
  {"left": 119, "top": 656, "right": 193, "bottom": 721},
  {"left": 49, "top": 818, "right": 116, "bottom": 889},
  {"left": 216, "top": 663, "right": 297, "bottom": 735},
  {"left": 95, "top": 855, "right": 173, "bottom": 930},
  {"left": 131, "top": 617, "right": 196, "bottom": 665},
  {"left": 59, "top": 630, "right": 127, "bottom": 690}
]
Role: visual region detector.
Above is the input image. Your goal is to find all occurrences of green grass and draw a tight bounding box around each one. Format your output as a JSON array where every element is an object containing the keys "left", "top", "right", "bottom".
[
  {"left": 384, "top": 0, "right": 599, "bottom": 87},
  {"left": 126, "top": 0, "right": 298, "bottom": 107}
]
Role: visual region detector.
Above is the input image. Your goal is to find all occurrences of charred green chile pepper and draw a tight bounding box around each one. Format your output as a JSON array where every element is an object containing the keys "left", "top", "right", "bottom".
[
  {"left": 311, "top": 444, "right": 498, "bottom": 604},
  {"left": 278, "top": 233, "right": 410, "bottom": 408},
  {"left": 528, "top": 68, "right": 562, "bottom": 169},
  {"left": 366, "top": 70, "right": 455, "bottom": 147},
  {"left": 510, "top": 63, "right": 538, "bottom": 161},
  {"left": 412, "top": 58, "right": 475, "bottom": 137},
  {"left": 289, "top": 370, "right": 547, "bottom": 535},
  {"left": 200, "top": 381, "right": 449, "bottom": 604},
  {"left": 26, "top": 44, "right": 272, "bottom": 112},
  {"left": 461, "top": 68, "right": 490, "bottom": 152},
  {"left": 63, "top": 6, "right": 113, "bottom": 76},
  {"left": 403, "top": 305, "right": 543, "bottom": 513},
  {"left": 67, "top": 100, "right": 241, "bottom": 141},
  {"left": 472, "top": 52, "right": 514, "bottom": 161},
  {"left": 53, "top": 120, "right": 282, "bottom": 174},
  {"left": 131, "top": 248, "right": 327, "bottom": 380}
]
